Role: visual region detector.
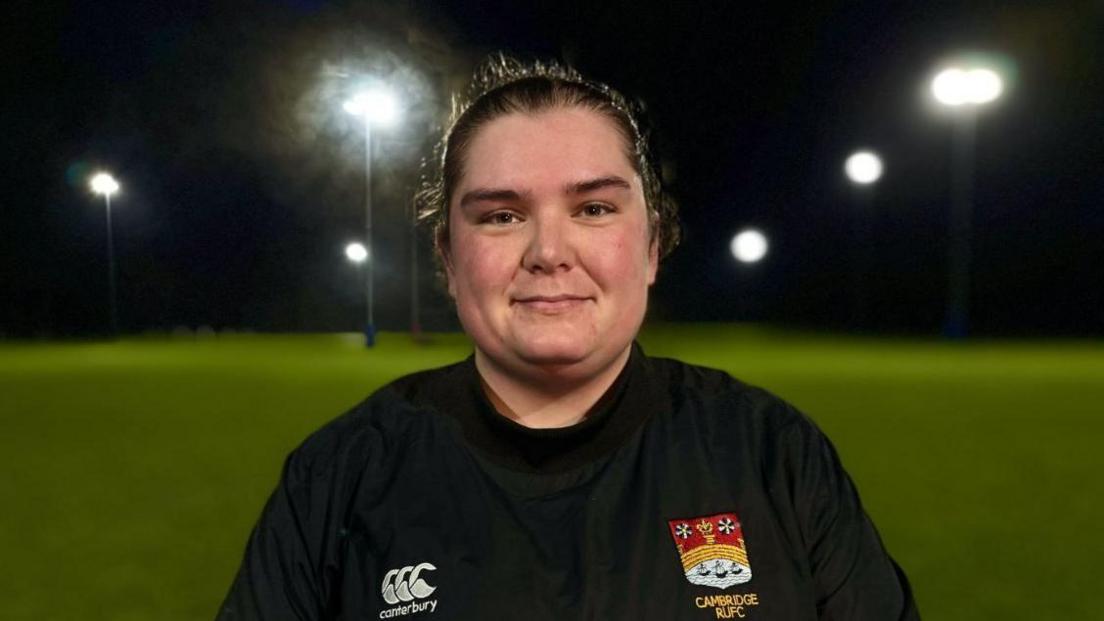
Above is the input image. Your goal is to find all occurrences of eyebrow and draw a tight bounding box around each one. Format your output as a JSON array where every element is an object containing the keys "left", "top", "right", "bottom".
[
  {"left": 565, "top": 175, "right": 632, "bottom": 195},
  {"left": 458, "top": 176, "right": 632, "bottom": 209},
  {"left": 458, "top": 188, "right": 528, "bottom": 209}
]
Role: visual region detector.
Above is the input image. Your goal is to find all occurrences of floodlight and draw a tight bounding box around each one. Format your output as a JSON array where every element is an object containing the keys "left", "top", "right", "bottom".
[
  {"left": 844, "top": 151, "right": 883, "bottom": 185},
  {"left": 345, "top": 242, "right": 368, "bottom": 263},
  {"left": 932, "top": 68, "right": 968, "bottom": 106},
  {"left": 731, "top": 229, "right": 768, "bottom": 264},
  {"left": 343, "top": 88, "right": 399, "bottom": 126},
  {"left": 90, "top": 172, "right": 120, "bottom": 196},
  {"left": 965, "top": 68, "right": 1002, "bottom": 104},
  {"left": 932, "top": 66, "right": 1003, "bottom": 106}
]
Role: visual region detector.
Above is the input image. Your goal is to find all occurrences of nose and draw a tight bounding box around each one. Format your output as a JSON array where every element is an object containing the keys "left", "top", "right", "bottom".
[{"left": 521, "top": 213, "right": 574, "bottom": 274}]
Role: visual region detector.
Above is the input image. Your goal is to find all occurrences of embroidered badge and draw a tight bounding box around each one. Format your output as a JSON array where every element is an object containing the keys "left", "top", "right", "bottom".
[{"left": 667, "top": 512, "right": 752, "bottom": 589}]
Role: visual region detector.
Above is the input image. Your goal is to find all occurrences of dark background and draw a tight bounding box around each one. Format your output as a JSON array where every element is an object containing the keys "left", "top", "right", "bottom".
[{"left": 4, "top": 0, "right": 1102, "bottom": 338}]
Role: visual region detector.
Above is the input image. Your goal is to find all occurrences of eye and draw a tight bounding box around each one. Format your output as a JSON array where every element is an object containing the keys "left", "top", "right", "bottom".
[
  {"left": 481, "top": 210, "right": 524, "bottom": 226},
  {"left": 578, "top": 202, "right": 616, "bottom": 218}
]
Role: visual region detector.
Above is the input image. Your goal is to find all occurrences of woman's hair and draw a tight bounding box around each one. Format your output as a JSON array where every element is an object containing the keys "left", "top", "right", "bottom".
[{"left": 415, "top": 53, "right": 680, "bottom": 264}]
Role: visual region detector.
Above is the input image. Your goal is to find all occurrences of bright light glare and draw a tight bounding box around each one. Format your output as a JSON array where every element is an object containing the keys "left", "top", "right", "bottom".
[
  {"left": 343, "top": 88, "right": 399, "bottom": 126},
  {"left": 931, "top": 68, "right": 968, "bottom": 106},
  {"left": 932, "top": 67, "right": 1003, "bottom": 106},
  {"left": 90, "top": 172, "right": 119, "bottom": 195},
  {"left": 731, "top": 229, "right": 768, "bottom": 264},
  {"left": 844, "top": 151, "right": 883, "bottom": 184},
  {"left": 966, "top": 68, "right": 1003, "bottom": 104},
  {"left": 345, "top": 242, "right": 368, "bottom": 263}
]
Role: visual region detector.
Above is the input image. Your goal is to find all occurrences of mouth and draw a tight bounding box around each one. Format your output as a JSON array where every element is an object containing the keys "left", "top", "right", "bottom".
[{"left": 511, "top": 295, "right": 592, "bottom": 313}]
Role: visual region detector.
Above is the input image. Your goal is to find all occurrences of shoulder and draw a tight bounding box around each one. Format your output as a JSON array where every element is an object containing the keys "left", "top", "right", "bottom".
[
  {"left": 644, "top": 354, "right": 807, "bottom": 433},
  {"left": 282, "top": 360, "right": 468, "bottom": 483}
]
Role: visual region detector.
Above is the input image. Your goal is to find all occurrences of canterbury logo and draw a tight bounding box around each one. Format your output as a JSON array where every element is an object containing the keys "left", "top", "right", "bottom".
[{"left": 381, "top": 563, "right": 437, "bottom": 605}]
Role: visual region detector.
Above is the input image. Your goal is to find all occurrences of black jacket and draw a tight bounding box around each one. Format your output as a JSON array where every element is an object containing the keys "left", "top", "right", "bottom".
[{"left": 218, "top": 345, "right": 918, "bottom": 620}]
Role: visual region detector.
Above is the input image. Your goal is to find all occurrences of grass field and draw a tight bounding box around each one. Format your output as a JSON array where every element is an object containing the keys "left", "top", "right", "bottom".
[{"left": 1, "top": 325, "right": 1101, "bottom": 619}]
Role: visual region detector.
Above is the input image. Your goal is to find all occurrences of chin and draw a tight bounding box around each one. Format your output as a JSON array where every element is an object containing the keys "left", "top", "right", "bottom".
[
  {"left": 511, "top": 329, "right": 634, "bottom": 374},
  {"left": 514, "top": 338, "right": 593, "bottom": 367},
  {"left": 502, "top": 325, "right": 597, "bottom": 365}
]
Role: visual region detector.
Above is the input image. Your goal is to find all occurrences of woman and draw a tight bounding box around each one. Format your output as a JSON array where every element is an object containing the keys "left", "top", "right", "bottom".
[{"left": 218, "top": 56, "right": 918, "bottom": 620}]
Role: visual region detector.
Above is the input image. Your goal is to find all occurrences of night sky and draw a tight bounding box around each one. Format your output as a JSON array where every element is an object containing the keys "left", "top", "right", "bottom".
[{"left": 5, "top": 1, "right": 1103, "bottom": 338}]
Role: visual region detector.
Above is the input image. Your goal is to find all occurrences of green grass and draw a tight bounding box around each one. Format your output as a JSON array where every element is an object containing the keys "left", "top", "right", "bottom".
[{"left": 1, "top": 325, "right": 1101, "bottom": 619}]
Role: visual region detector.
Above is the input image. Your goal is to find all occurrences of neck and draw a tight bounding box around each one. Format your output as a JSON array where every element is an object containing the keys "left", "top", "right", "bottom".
[{"left": 475, "top": 345, "right": 633, "bottom": 429}]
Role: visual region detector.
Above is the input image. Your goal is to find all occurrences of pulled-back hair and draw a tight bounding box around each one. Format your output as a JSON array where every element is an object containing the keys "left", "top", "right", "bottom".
[{"left": 415, "top": 54, "right": 680, "bottom": 263}]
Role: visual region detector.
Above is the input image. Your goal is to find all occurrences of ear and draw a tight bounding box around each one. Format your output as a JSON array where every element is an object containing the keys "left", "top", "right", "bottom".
[
  {"left": 646, "top": 233, "right": 659, "bottom": 286},
  {"left": 436, "top": 232, "right": 458, "bottom": 299},
  {"left": 445, "top": 262, "right": 458, "bottom": 299}
]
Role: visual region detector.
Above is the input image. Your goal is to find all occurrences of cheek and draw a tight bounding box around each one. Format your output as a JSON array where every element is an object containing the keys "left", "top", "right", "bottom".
[
  {"left": 588, "top": 226, "right": 654, "bottom": 282},
  {"left": 450, "top": 232, "right": 516, "bottom": 296}
]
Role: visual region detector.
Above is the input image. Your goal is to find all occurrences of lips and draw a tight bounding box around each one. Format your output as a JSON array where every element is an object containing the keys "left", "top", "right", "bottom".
[{"left": 512, "top": 294, "right": 592, "bottom": 312}]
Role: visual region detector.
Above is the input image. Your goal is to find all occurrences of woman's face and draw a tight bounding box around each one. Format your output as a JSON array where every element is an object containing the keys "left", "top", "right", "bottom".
[{"left": 445, "top": 106, "right": 658, "bottom": 380}]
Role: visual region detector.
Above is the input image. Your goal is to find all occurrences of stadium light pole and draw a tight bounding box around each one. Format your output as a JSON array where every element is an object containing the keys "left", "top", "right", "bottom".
[
  {"left": 931, "top": 65, "right": 1003, "bottom": 339},
  {"left": 344, "top": 87, "right": 399, "bottom": 347},
  {"left": 409, "top": 202, "right": 422, "bottom": 341},
  {"left": 729, "top": 228, "right": 769, "bottom": 321},
  {"left": 90, "top": 172, "right": 121, "bottom": 337},
  {"left": 345, "top": 242, "right": 369, "bottom": 335},
  {"left": 844, "top": 150, "right": 883, "bottom": 331}
]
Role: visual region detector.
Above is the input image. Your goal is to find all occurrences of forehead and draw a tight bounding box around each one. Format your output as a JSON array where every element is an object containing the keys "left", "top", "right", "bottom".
[{"left": 456, "top": 107, "right": 638, "bottom": 193}]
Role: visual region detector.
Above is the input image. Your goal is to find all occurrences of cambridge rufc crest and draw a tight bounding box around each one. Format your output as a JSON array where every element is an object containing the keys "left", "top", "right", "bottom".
[{"left": 667, "top": 512, "right": 752, "bottom": 589}]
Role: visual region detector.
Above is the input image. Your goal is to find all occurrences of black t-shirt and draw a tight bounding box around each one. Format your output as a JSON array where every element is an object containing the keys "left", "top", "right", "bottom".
[{"left": 218, "top": 345, "right": 919, "bottom": 620}]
